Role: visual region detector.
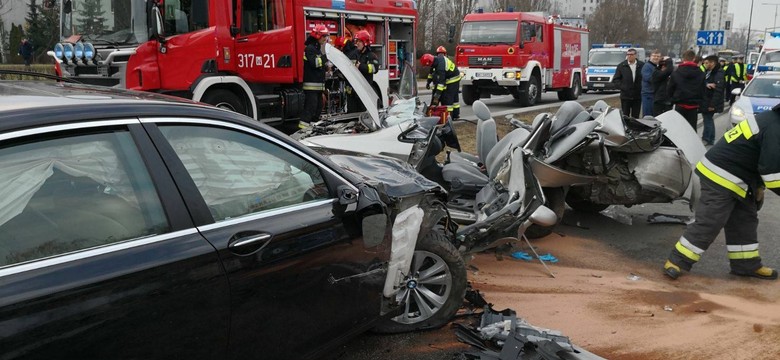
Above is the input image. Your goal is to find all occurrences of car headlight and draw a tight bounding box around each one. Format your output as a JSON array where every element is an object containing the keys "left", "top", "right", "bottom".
[
  {"left": 730, "top": 105, "right": 747, "bottom": 123},
  {"left": 503, "top": 71, "right": 521, "bottom": 79},
  {"left": 62, "top": 43, "right": 75, "bottom": 61},
  {"left": 53, "top": 43, "right": 64, "bottom": 60},
  {"left": 84, "top": 43, "right": 95, "bottom": 61},
  {"left": 74, "top": 42, "right": 84, "bottom": 60}
]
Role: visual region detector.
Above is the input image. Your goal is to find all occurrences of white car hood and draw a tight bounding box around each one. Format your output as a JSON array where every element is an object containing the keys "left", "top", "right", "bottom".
[{"left": 325, "top": 43, "right": 380, "bottom": 127}]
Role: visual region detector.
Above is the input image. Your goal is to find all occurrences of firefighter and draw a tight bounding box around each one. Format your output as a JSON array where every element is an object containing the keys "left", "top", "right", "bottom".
[
  {"left": 300, "top": 24, "right": 330, "bottom": 125},
  {"left": 725, "top": 54, "right": 748, "bottom": 106},
  {"left": 421, "top": 48, "right": 462, "bottom": 151},
  {"left": 346, "top": 30, "right": 380, "bottom": 113},
  {"left": 663, "top": 105, "right": 780, "bottom": 281}
]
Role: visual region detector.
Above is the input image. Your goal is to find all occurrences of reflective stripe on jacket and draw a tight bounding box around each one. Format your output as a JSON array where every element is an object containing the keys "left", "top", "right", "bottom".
[{"left": 695, "top": 106, "right": 780, "bottom": 199}]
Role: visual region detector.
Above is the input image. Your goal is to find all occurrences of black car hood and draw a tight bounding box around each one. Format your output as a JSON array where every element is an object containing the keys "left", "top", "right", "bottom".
[{"left": 316, "top": 147, "right": 445, "bottom": 199}]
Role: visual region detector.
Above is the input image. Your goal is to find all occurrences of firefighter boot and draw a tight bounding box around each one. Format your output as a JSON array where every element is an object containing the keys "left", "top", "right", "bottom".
[
  {"left": 730, "top": 266, "right": 778, "bottom": 280},
  {"left": 663, "top": 260, "right": 682, "bottom": 280}
]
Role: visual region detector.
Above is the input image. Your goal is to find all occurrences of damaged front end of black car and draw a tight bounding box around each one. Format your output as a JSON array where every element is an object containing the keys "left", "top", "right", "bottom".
[{"left": 320, "top": 149, "right": 467, "bottom": 333}]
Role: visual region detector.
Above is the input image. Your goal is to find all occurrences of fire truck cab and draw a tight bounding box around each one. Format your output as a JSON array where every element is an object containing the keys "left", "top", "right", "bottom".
[
  {"left": 455, "top": 11, "right": 588, "bottom": 106},
  {"left": 49, "top": 0, "right": 417, "bottom": 128}
]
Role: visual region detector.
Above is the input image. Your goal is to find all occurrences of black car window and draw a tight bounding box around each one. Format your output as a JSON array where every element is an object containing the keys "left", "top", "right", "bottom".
[
  {"left": 158, "top": 125, "right": 330, "bottom": 221},
  {"left": 0, "top": 130, "right": 170, "bottom": 267}
]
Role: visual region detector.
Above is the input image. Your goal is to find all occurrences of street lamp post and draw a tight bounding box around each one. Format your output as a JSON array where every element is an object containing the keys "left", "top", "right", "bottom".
[{"left": 748, "top": 0, "right": 755, "bottom": 56}]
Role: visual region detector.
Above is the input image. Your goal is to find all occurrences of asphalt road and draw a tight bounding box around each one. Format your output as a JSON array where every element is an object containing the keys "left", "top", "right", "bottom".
[
  {"left": 333, "top": 110, "right": 780, "bottom": 359},
  {"left": 416, "top": 85, "right": 620, "bottom": 121}
]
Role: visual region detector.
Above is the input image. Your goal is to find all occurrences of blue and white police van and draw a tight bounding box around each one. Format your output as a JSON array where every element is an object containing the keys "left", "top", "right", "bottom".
[
  {"left": 730, "top": 70, "right": 780, "bottom": 126},
  {"left": 585, "top": 44, "right": 645, "bottom": 91}
]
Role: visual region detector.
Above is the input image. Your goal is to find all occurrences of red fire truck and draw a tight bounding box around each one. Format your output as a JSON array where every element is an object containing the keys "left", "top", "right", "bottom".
[
  {"left": 49, "top": 0, "right": 417, "bottom": 127},
  {"left": 455, "top": 11, "right": 588, "bottom": 106}
]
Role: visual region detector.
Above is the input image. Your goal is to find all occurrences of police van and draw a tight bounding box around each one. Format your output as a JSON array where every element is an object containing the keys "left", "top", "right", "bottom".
[{"left": 585, "top": 44, "right": 645, "bottom": 91}]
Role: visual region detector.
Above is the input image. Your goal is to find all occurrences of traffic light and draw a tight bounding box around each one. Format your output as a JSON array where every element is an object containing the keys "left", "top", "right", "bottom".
[{"left": 725, "top": 21, "right": 731, "bottom": 30}]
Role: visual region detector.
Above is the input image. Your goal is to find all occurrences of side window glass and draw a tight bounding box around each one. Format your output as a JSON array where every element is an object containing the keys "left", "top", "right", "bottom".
[
  {"left": 163, "top": 0, "right": 209, "bottom": 36},
  {"left": 241, "top": 0, "right": 285, "bottom": 35},
  {"left": 0, "top": 130, "right": 170, "bottom": 267},
  {"left": 158, "top": 125, "right": 330, "bottom": 221},
  {"left": 535, "top": 24, "right": 543, "bottom": 42}
]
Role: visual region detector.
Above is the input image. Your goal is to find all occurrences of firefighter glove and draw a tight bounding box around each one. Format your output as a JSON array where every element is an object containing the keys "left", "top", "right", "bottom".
[{"left": 426, "top": 79, "right": 432, "bottom": 90}]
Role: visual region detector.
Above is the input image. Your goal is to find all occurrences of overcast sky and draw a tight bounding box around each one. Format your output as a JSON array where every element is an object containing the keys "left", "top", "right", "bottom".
[{"left": 729, "top": 0, "right": 780, "bottom": 36}]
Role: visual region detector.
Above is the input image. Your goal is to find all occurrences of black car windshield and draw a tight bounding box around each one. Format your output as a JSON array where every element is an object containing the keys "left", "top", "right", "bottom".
[
  {"left": 65, "top": 1, "right": 148, "bottom": 45},
  {"left": 460, "top": 21, "right": 517, "bottom": 44},
  {"left": 743, "top": 78, "right": 780, "bottom": 98}
]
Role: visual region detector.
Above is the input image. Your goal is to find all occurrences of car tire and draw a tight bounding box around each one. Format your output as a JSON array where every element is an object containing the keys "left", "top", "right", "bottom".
[
  {"left": 524, "top": 187, "right": 566, "bottom": 239},
  {"left": 518, "top": 75, "right": 540, "bottom": 107},
  {"left": 462, "top": 85, "right": 479, "bottom": 105},
  {"left": 201, "top": 89, "right": 248, "bottom": 116},
  {"left": 372, "top": 230, "right": 467, "bottom": 334}
]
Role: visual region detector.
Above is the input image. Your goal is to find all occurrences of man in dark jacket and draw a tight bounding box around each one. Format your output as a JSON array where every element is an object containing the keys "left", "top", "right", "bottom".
[
  {"left": 651, "top": 56, "right": 674, "bottom": 115},
  {"left": 700, "top": 55, "right": 725, "bottom": 146},
  {"left": 345, "top": 30, "right": 380, "bottom": 113},
  {"left": 668, "top": 50, "right": 704, "bottom": 129},
  {"left": 641, "top": 50, "right": 661, "bottom": 116},
  {"left": 612, "top": 48, "right": 644, "bottom": 118},
  {"left": 664, "top": 104, "right": 780, "bottom": 281},
  {"left": 18, "top": 38, "right": 33, "bottom": 68}
]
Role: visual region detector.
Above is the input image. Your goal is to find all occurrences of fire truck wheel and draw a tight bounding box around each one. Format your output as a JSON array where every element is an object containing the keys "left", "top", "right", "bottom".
[
  {"left": 558, "top": 76, "right": 582, "bottom": 101},
  {"left": 518, "top": 75, "right": 540, "bottom": 107},
  {"left": 461, "top": 85, "right": 479, "bottom": 105},
  {"left": 202, "top": 89, "right": 248, "bottom": 116}
]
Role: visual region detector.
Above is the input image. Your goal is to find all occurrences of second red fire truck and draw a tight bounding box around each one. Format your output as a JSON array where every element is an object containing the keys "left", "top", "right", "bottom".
[{"left": 455, "top": 11, "right": 588, "bottom": 106}]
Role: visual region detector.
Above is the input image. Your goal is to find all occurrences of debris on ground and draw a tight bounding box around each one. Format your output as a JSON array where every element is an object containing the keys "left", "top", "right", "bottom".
[
  {"left": 626, "top": 273, "right": 641, "bottom": 281},
  {"left": 601, "top": 207, "right": 632, "bottom": 225},
  {"left": 647, "top": 212, "right": 692, "bottom": 225},
  {"left": 454, "top": 289, "right": 605, "bottom": 359}
]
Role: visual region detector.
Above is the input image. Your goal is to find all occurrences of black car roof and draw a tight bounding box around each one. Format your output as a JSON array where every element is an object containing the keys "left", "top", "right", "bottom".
[{"left": 0, "top": 81, "right": 254, "bottom": 132}]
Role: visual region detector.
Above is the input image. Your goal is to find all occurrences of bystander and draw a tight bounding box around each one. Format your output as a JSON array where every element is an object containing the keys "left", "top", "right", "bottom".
[
  {"left": 611, "top": 48, "right": 644, "bottom": 118},
  {"left": 668, "top": 50, "right": 704, "bottom": 129},
  {"left": 641, "top": 49, "right": 661, "bottom": 116}
]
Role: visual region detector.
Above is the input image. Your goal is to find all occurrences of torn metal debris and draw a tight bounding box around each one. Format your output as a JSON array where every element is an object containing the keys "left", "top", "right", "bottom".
[{"left": 455, "top": 290, "right": 606, "bottom": 360}]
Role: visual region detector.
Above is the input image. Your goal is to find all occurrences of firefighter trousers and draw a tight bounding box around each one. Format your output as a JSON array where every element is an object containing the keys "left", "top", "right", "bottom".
[
  {"left": 441, "top": 83, "right": 461, "bottom": 120},
  {"left": 669, "top": 180, "right": 762, "bottom": 274},
  {"left": 301, "top": 90, "right": 323, "bottom": 124}
]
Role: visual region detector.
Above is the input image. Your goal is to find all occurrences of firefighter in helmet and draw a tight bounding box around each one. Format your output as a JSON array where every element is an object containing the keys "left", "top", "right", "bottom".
[
  {"left": 420, "top": 46, "right": 462, "bottom": 151},
  {"left": 301, "top": 24, "right": 330, "bottom": 125},
  {"left": 664, "top": 105, "right": 780, "bottom": 281},
  {"left": 346, "top": 30, "right": 380, "bottom": 113}
]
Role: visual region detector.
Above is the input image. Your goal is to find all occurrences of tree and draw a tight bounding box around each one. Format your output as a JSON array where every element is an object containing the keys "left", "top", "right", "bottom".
[
  {"left": 649, "top": 0, "right": 695, "bottom": 57},
  {"left": 8, "top": 23, "right": 23, "bottom": 64},
  {"left": 588, "top": 0, "right": 648, "bottom": 45},
  {"left": 77, "top": 0, "right": 107, "bottom": 35},
  {"left": 492, "top": 0, "right": 550, "bottom": 12},
  {"left": 25, "top": 0, "right": 59, "bottom": 63}
]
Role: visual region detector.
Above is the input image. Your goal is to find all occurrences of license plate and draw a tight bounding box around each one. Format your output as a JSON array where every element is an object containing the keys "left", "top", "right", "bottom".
[
  {"left": 592, "top": 83, "right": 605, "bottom": 88},
  {"left": 476, "top": 72, "right": 492, "bottom": 78}
]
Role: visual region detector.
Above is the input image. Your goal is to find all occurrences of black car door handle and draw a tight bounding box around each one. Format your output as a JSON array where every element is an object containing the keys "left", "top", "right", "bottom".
[{"left": 229, "top": 233, "right": 272, "bottom": 249}]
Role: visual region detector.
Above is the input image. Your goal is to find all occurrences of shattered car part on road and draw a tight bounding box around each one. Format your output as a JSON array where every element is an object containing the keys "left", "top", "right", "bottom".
[{"left": 455, "top": 291, "right": 605, "bottom": 360}]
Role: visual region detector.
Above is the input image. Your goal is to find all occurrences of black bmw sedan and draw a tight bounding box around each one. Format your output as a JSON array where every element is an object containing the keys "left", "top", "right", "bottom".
[{"left": 0, "top": 78, "right": 466, "bottom": 359}]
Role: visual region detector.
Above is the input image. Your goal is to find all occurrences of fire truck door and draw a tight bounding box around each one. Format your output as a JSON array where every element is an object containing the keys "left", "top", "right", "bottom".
[
  {"left": 156, "top": 0, "right": 217, "bottom": 89},
  {"left": 235, "top": 0, "right": 295, "bottom": 83}
]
